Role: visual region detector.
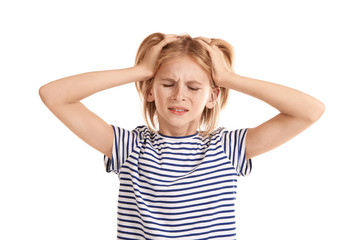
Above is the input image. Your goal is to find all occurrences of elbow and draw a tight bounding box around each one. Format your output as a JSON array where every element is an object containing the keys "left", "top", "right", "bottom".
[
  {"left": 39, "top": 84, "right": 53, "bottom": 106},
  {"left": 39, "top": 85, "right": 46, "bottom": 103},
  {"left": 308, "top": 100, "right": 325, "bottom": 123}
]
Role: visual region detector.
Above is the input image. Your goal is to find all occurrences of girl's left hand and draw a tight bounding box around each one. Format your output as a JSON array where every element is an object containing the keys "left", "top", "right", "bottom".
[{"left": 196, "top": 37, "right": 233, "bottom": 87}]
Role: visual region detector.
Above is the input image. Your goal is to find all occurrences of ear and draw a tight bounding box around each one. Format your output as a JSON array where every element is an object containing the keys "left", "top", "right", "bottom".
[
  {"left": 206, "top": 87, "right": 220, "bottom": 109},
  {"left": 147, "top": 88, "right": 155, "bottom": 102}
]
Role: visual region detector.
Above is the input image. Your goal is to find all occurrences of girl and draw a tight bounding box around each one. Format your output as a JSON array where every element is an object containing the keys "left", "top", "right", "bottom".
[{"left": 39, "top": 33, "right": 324, "bottom": 240}]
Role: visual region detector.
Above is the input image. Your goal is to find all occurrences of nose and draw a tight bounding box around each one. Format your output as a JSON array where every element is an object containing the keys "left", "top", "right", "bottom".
[{"left": 171, "top": 84, "right": 186, "bottom": 102}]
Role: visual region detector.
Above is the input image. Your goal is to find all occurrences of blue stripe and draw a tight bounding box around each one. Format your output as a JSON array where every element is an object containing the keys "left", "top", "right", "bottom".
[
  {"left": 121, "top": 128, "right": 125, "bottom": 166},
  {"left": 119, "top": 191, "right": 236, "bottom": 206},
  {"left": 134, "top": 155, "right": 227, "bottom": 174},
  {"left": 119, "top": 184, "right": 236, "bottom": 200},
  {"left": 228, "top": 131, "right": 232, "bottom": 163},
  {"left": 116, "top": 237, "right": 139, "bottom": 240},
  {"left": 150, "top": 140, "right": 208, "bottom": 148},
  {"left": 239, "top": 129, "right": 247, "bottom": 174},
  {"left": 117, "top": 207, "right": 234, "bottom": 222},
  {"left": 223, "top": 130, "right": 227, "bottom": 158},
  {"left": 197, "top": 233, "right": 236, "bottom": 240},
  {"left": 117, "top": 214, "right": 234, "bottom": 228},
  {"left": 118, "top": 196, "right": 235, "bottom": 211},
  {"left": 126, "top": 131, "right": 130, "bottom": 165},
  {"left": 113, "top": 125, "right": 119, "bottom": 172},
  {"left": 117, "top": 221, "right": 235, "bottom": 236},
  {"left": 117, "top": 230, "right": 150, "bottom": 240},
  {"left": 120, "top": 171, "right": 237, "bottom": 188},
  {"left": 117, "top": 225, "right": 236, "bottom": 239},
  {"left": 233, "top": 129, "right": 238, "bottom": 168},
  {"left": 133, "top": 160, "right": 231, "bottom": 178},
  {"left": 158, "top": 131, "right": 199, "bottom": 139},
  {"left": 117, "top": 236, "right": 141, "bottom": 240},
  {"left": 120, "top": 178, "right": 236, "bottom": 194},
  {"left": 139, "top": 155, "right": 205, "bottom": 164}
]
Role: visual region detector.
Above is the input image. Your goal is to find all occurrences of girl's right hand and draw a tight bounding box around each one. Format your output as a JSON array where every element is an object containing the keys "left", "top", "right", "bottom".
[{"left": 136, "top": 34, "right": 179, "bottom": 78}]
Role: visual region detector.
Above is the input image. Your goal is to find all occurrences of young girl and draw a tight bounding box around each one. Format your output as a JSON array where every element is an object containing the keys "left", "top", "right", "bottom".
[{"left": 39, "top": 33, "right": 324, "bottom": 240}]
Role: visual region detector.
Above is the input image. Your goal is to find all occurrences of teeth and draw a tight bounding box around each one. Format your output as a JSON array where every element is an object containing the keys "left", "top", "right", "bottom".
[{"left": 170, "top": 108, "right": 186, "bottom": 112}]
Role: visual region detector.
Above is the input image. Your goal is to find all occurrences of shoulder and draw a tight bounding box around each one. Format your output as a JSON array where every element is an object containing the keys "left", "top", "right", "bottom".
[
  {"left": 198, "top": 127, "right": 226, "bottom": 146},
  {"left": 133, "top": 125, "right": 157, "bottom": 142},
  {"left": 109, "top": 125, "right": 154, "bottom": 142},
  {"left": 133, "top": 125, "right": 151, "bottom": 135},
  {"left": 209, "top": 127, "right": 249, "bottom": 143},
  {"left": 209, "top": 127, "right": 227, "bottom": 139}
]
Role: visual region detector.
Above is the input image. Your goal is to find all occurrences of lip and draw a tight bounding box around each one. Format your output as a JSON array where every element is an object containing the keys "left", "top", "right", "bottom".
[{"left": 168, "top": 106, "right": 189, "bottom": 115}]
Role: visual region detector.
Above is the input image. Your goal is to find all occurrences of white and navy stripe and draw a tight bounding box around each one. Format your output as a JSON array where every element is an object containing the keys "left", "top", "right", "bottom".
[{"left": 104, "top": 125, "right": 252, "bottom": 240}]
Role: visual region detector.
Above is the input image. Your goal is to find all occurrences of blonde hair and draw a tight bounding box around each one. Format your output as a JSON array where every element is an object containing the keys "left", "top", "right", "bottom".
[{"left": 135, "top": 32, "right": 234, "bottom": 136}]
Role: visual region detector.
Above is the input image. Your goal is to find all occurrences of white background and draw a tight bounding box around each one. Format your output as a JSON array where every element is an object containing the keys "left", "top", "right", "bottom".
[{"left": 1, "top": 0, "right": 359, "bottom": 239}]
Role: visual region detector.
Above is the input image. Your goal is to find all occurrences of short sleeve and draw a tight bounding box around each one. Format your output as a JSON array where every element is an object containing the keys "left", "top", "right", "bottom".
[
  {"left": 103, "top": 125, "right": 138, "bottom": 174},
  {"left": 220, "top": 128, "right": 252, "bottom": 176}
]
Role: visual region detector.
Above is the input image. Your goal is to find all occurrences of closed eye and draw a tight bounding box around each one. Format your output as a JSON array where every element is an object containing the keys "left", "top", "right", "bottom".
[
  {"left": 162, "top": 84, "right": 174, "bottom": 88},
  {"left": 188, "top": 86, "right": 200, "bottom": 91}
]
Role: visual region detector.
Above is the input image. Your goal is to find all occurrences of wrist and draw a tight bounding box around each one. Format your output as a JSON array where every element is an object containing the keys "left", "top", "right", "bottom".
[
  {"left": 215, "top": 71, "right": 236, "bottom": 88},
  {"left": 133, "top": 65, "right": 155, "bottom": 81}
]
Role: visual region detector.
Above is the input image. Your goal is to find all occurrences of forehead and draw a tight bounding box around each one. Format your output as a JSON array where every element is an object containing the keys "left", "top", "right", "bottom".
[{"left": 155, "top": 56, "right": 210, "bottom": 82}]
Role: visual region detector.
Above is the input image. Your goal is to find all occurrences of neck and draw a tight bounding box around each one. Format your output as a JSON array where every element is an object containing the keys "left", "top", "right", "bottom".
[{"left": 158, "top": 123, "right": 198, "bottom": 137}]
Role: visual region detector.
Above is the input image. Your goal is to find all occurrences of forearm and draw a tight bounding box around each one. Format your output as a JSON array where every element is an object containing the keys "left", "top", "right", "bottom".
[
  {"left": 222, "top": 73, "right": 325, "bottom": 122},
  {"left": 39, "top": 66, "right": 151, "bottom": 106}
]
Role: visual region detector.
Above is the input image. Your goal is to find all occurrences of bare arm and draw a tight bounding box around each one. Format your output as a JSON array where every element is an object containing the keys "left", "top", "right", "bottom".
[
  {"left": 221, "top": 74, "right": 325, "bottom": 159},
  {"left": 197, "top": 38, "right": 325, "bottom": 159},
  {"left": 39, "top": 67, "right": 153, "bottom": 106},
  {"left": 39, "top": 67, "right": 152, "bottom": 159},
  {"left": 39, "top": 34, "right": 179, "bottom": 159}
]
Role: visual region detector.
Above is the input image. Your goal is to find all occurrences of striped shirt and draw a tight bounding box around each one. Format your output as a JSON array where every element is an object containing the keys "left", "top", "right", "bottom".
[{"left": 104, "top": 125, "right": 252, "bottom": 240}]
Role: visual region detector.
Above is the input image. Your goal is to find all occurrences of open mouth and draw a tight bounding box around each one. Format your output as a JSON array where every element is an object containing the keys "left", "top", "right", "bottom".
[
  {"left": 168, "top": 107, "right": 189, "bottom": 114},
  {"left": 169, "top": 107, "right": 188, "bottom": 112}
]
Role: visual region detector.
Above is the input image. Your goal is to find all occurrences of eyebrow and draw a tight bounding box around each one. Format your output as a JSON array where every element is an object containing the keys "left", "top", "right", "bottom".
[{"left": 159, "top": 78, "right": 203, "bottom": 85}]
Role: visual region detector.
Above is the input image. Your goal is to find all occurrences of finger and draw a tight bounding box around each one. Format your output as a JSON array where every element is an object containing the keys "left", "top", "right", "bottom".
[
  {"left": 195, "top": 36, "right": 212, "bottom": 44},
  {"left": 164, "top": 34, "right": 178, "bottom": 38},
  {"left": 196, "top": 38, "right": 215, "bottom": 54},
  {"left": 158, "top": 35, "right": 179, "bottom": 47},
  {"left": 199, "top": 38, "right": 224, "bottom": 56}
]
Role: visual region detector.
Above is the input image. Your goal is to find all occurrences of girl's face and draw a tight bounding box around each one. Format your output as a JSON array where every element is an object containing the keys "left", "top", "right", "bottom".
[{"left": 148, "top": 56, "right": 216, "bottom": 136}]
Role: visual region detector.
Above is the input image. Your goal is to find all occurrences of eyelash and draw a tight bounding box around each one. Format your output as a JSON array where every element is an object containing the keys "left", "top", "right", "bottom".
[
  {"left": 188, "top": 87, "right": 200, "bottom": 91},
  {"left": 162, "top": 84, "right": 200, "bottom": 91}
]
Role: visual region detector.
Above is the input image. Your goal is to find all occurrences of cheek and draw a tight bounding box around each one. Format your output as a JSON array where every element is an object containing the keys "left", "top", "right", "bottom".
[
  {"left": 154, "top": 87, "right": 166, "bottom": 99},
  {"left": 192, "top": 92, "right": 210, "bottom": 108},
  {"left": 153, "top": 88, "right": 171, "bottom": 108}
]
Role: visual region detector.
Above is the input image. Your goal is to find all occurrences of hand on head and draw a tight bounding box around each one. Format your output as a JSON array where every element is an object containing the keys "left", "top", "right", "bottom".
[
  {"left": 137, "top": 34, "right": 179, "bottom": 78},
  {"left": 136, "top": 33, "right": 233, "bottom": 88},
  {"left": 196, "top": 37, "right": 233, "bottom": 87}
]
